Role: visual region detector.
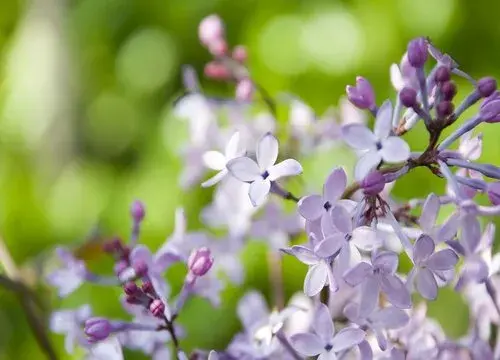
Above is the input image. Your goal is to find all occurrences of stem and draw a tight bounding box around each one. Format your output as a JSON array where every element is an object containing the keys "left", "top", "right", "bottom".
[
  {"left": 254, "top": 82, "right": 277, "bottom": 118},
  {"left": 163, "top": 315, "right": 181, "bottom": 358},
  {"left": 267, "top": 251, "right": 284, "bottom": 310},
  {"left": 438, "top": 115, "right": 482, "bottom": 151},
  {"left": 270, "top": 181, "right": 300, "bottom": 202}
]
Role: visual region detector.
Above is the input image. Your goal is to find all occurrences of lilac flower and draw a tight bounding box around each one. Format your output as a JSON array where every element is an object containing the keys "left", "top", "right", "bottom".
[
  {"left": 227, "top": 132, "right": 303, "bottom": 206},
  {"left": 346, "top": 76, "right": 376, "bottom": 110},
  {"left": 87, "top": 337, "right": 124, "bottom": 360},
  {"left": 390, "top": 53, "right": 418, "bottom": 91},
  {"left": 407, "top": 235, "right": 458, "bottom": 300},
  {"left": 281, "top": 244, "right": 336, "bottom": 296},
  {"left": 290, "top": 303, "right": 365, "bottom": 359},
  {"left": 343, "top": 251, "right": 412, "bottom": 316},
  {"left": 418, "top": 193, "right": 459, "bottom": 243},
  {"left": 202, "top": 132, "right": 244, "bottom": 187},
  {"left": 46, "top": 247, "right": 88, "bottom": 297},
  {"left": 343, "top": 303, "right": 409, "bottom": 350},
  {"left": 342, "top": 100, "right": 410, "bottom": 180},
  {"left": 50, "top": 304, "right": 92, "bottom": 353}
]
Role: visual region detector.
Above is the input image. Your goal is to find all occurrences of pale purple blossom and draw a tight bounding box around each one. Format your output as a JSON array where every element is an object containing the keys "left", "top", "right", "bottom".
[
  {"left": 46, "top": 247, "right": 88, "bottom": 297},
  {"left": 50, "top": 304, "right": 92, "bottom": 353}
]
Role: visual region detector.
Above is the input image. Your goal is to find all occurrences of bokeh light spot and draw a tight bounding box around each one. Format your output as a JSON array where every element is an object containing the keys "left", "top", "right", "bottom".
[
  {"left": 301, "top": 10, "right": 365, "bottom": 74},
  {"left": 116, "top": 28, "right": 177, "bottom": 94},
  {"left": 258, "top": 15, "right": 308, "bottom": 75},
  {"left": 397, "top": 0, "right": 456, "bottom": 36}
]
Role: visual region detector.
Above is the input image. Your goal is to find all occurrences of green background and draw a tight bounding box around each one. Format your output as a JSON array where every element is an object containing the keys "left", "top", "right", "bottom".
[{"left": 0, "top": 0, "right": 497, "bottom": 358}]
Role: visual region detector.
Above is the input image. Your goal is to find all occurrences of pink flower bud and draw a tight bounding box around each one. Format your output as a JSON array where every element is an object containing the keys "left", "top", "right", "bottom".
[
  {"left": 133, "top": 261, "right": 149, "bottom": 278},
  {"left": 208, "top": 39, "right": 228, "bottom": 57},
  {"left": 235, "top": 78, "right": 254, "bottom": 101},
  {"left": 130, "top": 200, "right": 145, "bottom": 223},
  {"left": 232, "top": 45, "right": 248, "bottom": 63},
  {"left": 84, "top": 317, "right": 112, "bottom": 343},
  {"left": 198, "top": 15, "right": 224, "bottom": 47},
  {"left": 149, "top": 299, "right": 165, "bottom": 318},
  {"left": 204, "top": 61, "right": 231, "bottom": 80},
  {"left": 346, "top": 76, "right": 375, "bottom": 110},
  {"left": 123, "top": 281, "right": 139, "bottom": 296},
  {"left": 187, "top": 247, "right": 214, "bottom": 277}
]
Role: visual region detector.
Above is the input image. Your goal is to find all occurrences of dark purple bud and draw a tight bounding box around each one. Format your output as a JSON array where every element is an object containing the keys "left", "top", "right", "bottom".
[
  {"left": 103, "top": 237, "right": 123, "bottom": 253},
  {"left": 407, "top": 37, "right": 428, "bottom": 68},
  {"left": 346, "top": 76, "right": 375, "bottom": 110},
  {"left": 399, "top": 87, "right": 418, "bottom": 108},
  {"left": 440, "top": 81, "right": 457, "bottom": 101},
  {"left": 434, "top": 66, "right": 451, "bottom": 83},
  {"left": 125, "top": 295, "right": 144, "bottom": 305},
  {"left": 480, "top": 92, "right": 500, "bottom": 123},
  {"left": 123, "top": 281, "right": 139, "bottom": 296},
  {"left": 149, "top": 299, "right": 165, "bottom": 318},
  {"left": 130, "top": 200, "right": 146, "bottom": 223},
  {"left": 141, "top": 280, "right": 155, "bottom": 296},
  {"left": 84, "top": 317, "right": 112, "bottom": 343},
  {"left": 133, "top": 261, "right": 149, "bottom": 278},
  {"left": 436, "top": 101, "right": 454, "bottom": 118},
  {"left": 361, "top": 171, "right": 385, "bottom": 196},
  {"left": 187, "top": 247, "right": 214, "bottom": 277},
  {"left": 477, "top": 77, "right": 497, "bottom": 98},
  {"left": 487, "top": 182, "right": 500, "bottom": 205}
]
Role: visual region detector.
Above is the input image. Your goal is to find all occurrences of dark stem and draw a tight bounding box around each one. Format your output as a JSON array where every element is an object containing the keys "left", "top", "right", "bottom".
[
  {"left": 270, "top": 181, "right": 300, "bottom": 203},
  {"left": 163, "top": 315, "right": 181, "bottom": 358}
]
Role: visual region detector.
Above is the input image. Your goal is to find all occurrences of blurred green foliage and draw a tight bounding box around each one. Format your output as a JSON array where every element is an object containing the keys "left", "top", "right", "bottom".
[{"left": 0, "top": 0, "right": 499, "bottom": 358}]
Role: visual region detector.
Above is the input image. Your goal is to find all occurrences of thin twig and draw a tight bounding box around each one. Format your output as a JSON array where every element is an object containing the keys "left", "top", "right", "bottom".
[{"left": 267, "top": 251, "right": 284, "bottom": 310}]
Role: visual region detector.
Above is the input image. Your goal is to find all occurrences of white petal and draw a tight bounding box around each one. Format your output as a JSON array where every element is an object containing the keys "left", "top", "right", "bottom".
[
  {"left": 224, "top": 132, "right": 242, "bottom": 158},
  {"left": 341, "top": 124, "right": 376, "bottom": 150},
  {"left": 249, "top": 178, "right": 271, "bottom": 206},
  {"left": 354, "top": 151, "right": 382, "bottom": 181},
  {"left": 257, "top": 132, "right": 279, "bottom": 170},
  {"left": 268, "top": 159, "right": 302, "bottom": 181},
  {"left": 202, "top": 151, "right": 226, "bottom": 171},
  {"left": 227, "top": 157, "right": 261, "bottom": 182},
  {"left": 201, "top": 169, "right": 227, "bottom": 187},
  {"left": 352, "top": 226, "right": 380, "bottom": 251},
  {"left": 419, "top": 193, "right": 440, "bottom": 233},
  {"left": 390, "top": 64, "right": 404, "bottom": 91},
  {"left": 374, "top": 100, "right": 393, "bottom": 140},
  {"left": 304, "top": 263, "right": 328, "bottom": 296},
  {"left": 380, "top": 137, "right": 410, "bottom": 163},
  {"left": 290, "top": 333, "right": 324, "bottom": 356}
]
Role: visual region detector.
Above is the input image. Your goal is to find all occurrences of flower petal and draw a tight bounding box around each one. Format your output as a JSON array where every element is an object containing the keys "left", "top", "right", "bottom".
[
  {"left": 341, "top": 124, "right": 376, "bottom": 150},
  {"left": 201, "top": 169, "right": 227, "bottom": 188},
  {"left": 436, "top": 213, "right": 460, "bottom": 243},
  {"left": 324, "top": 167, "right": 347, "bottom": 203},
  {"left": 374, "top": 100, "right": 393, "bottom": 140},
  {"left": 380, "top": 137, "right": 410, "bottom": 163},
  {"left": 413, "top": 235, "right": 435, "bottom": 264},
  {"left": 343, "top": 262, "right": 373, "bottom": 286},
  {"left": 248, "top": 178, "right": 271, "bottom": 206},
  {"left": 227, "top": 157, "right": 261, "bottom": 182},
  {"left": 359, "top": 277, "right": 380, "bottom": 317},
  {"left": 426, "top": 249, "right": 458, "bottom": 271},
  {"left": 224, "top": 131, "right": 241, "bottom": 158},
  {"left": 237, "top": 291, "right": 269, "bottom": 330},
  {"left": 331, "top": 328, "right": 366, "bottom": 352},
  {"left": 290, "top": 333, "right": 324, "bottom": 356},
  {"left": 203, "top": 151, "right": 226, "bottom": 171},
  {"left": 257, "top": 132, "right": 279, "bottom": 170},
  {"left": 313, "top": 303, "right": 335, "bottom": 342},
  {"left": 372, "top": 251, "right": 398, "bottom": 274},
  {"left": 315, "top": 234, "right": 345, "bottom": 258},
  {"left": 380, "top": 274, "right": 412, "bottom": 308},
  {"left": 268, "top": 159, "right": 303, "bottom": 180},
  {"left": 304, "top": 263, "right": 328, "bottom": 296},
  {"left": 355, "top": 151, "right": 382, "bottom": 181},
  {"left": 352, "top": 226, "right": 379, "bottom": 251},
  {"left": 298, "top": 195, "right": 324, "bottom": 221},
  {"left": 460, "top": 214, "right": 481, "bottom": 254},
  {"left": 416, "top": 268, "right": 438, "bottom": 300},
  {"left": 370, "top": 307, "right": 409, "bottom": 329},
  {"left": 419, "top": 193, "right": 440, "bottom": 233},
  {"left": 282, "top": 245, "right": 318, "bottom": 265}
]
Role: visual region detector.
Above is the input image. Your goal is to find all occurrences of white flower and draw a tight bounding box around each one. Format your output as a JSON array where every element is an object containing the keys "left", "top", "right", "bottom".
[
  {"left": 227, "top": 132, "right": 302, "bottom": 206},
  {"left": 202, "top": 132, "right": 244, "bottom": 187}
]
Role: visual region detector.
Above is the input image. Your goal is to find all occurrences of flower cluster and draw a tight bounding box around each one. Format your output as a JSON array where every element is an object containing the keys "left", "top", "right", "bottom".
[{"left": 47, "top": 14, "right": 500, "bottom": 360}]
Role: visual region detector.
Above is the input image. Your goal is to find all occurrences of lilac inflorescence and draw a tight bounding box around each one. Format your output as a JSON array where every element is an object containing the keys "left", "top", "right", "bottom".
[{"left": 46, "top": 15, "right": 500, "bottom": 360}]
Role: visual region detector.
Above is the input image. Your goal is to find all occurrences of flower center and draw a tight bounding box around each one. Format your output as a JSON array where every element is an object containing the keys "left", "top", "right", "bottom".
[
  {"left": 262, "top": 170, "right": 270, "bottom": 179},
  {"left": 376, "top": 141, "right": 383, "bottom": 151},
  {"left": 325, "top": 344, "right": 333, "bottom": 351},
  {"left": 324, "top": 201, "right": 332, "bottom": 211}
]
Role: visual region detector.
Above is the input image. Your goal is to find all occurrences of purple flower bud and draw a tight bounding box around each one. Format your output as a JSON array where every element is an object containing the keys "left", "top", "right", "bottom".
[
  {"left": 103, "top": 237, "right": 123, "bottom": 253},
  {"left": 407, "top": 37, "right": 428, "bottom": 68},
  {"left": 346, "top": 76, "right": 375, "bottom": 110},
  {"left": 84, "top": 317, "right": 112, "bottom": 343},
  {"left": 149, "top": 299, "right": 165, "bottom": 318},
  {"left": 125, "top": 295, "right": 144, "bottom": 306},
  {"left": 487, "top": 182, "right": 500, "bottom": 205},
  {"left": 436, "top": 101, "right": 454, "bottom": 119},
  {"left": 235, "top": 78, "right": 254, "bottom": 101},
  {"left": 133, "top": 261, "right": 149, "bottom": 278},
  {"left": 434, "top": 66, "right": 451, "bottom": 83},
  {"left": 441, "top": 81, "right": 457, "bottom": 101},
  {"left": 399, "top": 87, "right": 418, "bottom": 108},
  {"left": 361, "top": 171, "right": 385, "bottom": 196},
  {"left": 477, "top": 77, "right": 497, "bottom": 98},
  {"left": 114, "top": 259, "right": 129, "bottom": 276},
  {"left": 187, "top": 247, "right": 214, "bottom": 277},
  {"left": 130, "top": 200, "right": 145, "bottom": 223},
  {"left": 480, "top": 92, "right": 500, "bottom": 123},
  {"left": 141, "top": 280, "right": 155, "bottom": 296},
  {"left": 123, "top": 281, "right": 139, "bottom": 296}
]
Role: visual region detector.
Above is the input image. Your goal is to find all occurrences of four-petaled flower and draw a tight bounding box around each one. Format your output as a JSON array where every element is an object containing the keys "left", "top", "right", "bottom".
[
  {"left": 342, "top": 100, "right": 410, "bottom": 180},
  {"left": 227, "top": 132, "right": 302, "bottom": 206},
  {"left": 290, "top": 303, "right": 366, "bottom": 360},
  {"left": 408, "top": 235, "right": 459, "bottom": 300}
]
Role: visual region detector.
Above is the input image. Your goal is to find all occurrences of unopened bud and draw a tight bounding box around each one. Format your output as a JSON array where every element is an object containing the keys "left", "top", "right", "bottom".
[
  {"left": 441, "top": 81, "right": 457, "bottom": 101},
  {"left": 399, "top": 87, "right": 418, "bottom": 108},
  {"left": 434, "top": 66, "right": 451, "bottom": 83},
  {"left": 188, "top": 247, "right": 214, "bottom": 277},
  {"left": 235, "top": 78, "right": 254, "bottom": 101},
  {"left": 407, "top": 37, "right": 428, "bottom": 68},
  {"left": 346, "top": 76, "right": 375, "bottom": 110},
  {"left": 149, "top": 299, "right": 165, "bottom": 318},
  {"left": 204, "top": 62, "right": 231, "bottom": 80},
  {"left": 84, "top": 317, "right": 112, "bottom": 343},
  {"left": 477, "top": 77, "right": 497, "bottom": 98},
  {"left": 123, "top": 281, "right": 139, "bottom": 296},
  {"left": 361, "top": 171, "right": 386, "bottom": 196},
  {"left": 198, "top": 15, "right": 224, "bottom": 47},
  {"left": 232, "top": 45, "right": 248, "bottom": 63},
  {"left": 130, "top": 201, "right": 145, "bottom": 223},
  {"left": 436, "top": 101, "right": 454, "bottom": 119}
]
